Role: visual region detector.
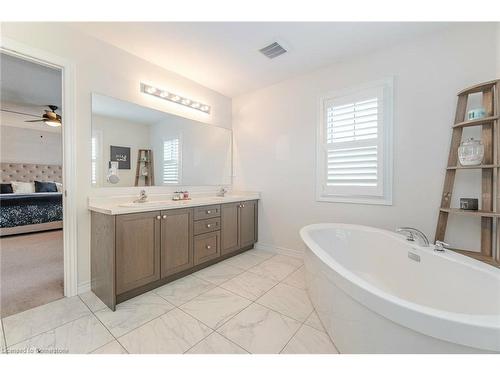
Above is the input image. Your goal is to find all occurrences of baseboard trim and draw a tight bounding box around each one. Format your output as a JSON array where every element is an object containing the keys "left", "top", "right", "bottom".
[
  {"left": 254, "top": 242, "right": 304, "bottom": 259},
  {"left": 77, "top": 280, "right": 91, "bottom": 294}
]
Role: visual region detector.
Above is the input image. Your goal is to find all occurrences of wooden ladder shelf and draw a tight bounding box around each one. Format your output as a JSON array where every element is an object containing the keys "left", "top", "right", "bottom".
[
  {"left": 134, "top": 149, "right": 154, "bottom": 186},
  {"left": 435, "top": 79, "right": 500, "bottom": 268}
]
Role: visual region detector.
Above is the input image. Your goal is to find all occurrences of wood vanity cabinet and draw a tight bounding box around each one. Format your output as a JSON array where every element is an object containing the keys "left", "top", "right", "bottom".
[
  {"left": 160, "top": 208, "right": 193, "bottom": 278},
  {"left": 91, "top": 199, "right": 258, "bottom": 311},
  {"left": 221, "top": 200, "right": 258, "bottom": 255},
  {"left": 115, "top": 211, "right": 161, "bottom": 295}
]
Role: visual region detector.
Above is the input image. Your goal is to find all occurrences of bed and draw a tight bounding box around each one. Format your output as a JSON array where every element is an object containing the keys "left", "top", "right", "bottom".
[{"left": 0, "top": 162, "right": 63, "bottom": 236}]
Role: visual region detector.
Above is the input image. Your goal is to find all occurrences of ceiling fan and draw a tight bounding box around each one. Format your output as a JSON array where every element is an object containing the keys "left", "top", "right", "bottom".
[{"left": 24, "top": 105, "right": 62, "bottom": 127}]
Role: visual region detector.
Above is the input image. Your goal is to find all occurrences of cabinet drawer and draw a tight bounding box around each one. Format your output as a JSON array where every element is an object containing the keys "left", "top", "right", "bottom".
[
  {"left": 194, "top": 217, "right": 220, "bottom": 235},
  {"left": 194, "top": 231, "right": 220, "bottom": 266},
  {"left": 194, "top": 205, "right": 221, "bottom": 220}
]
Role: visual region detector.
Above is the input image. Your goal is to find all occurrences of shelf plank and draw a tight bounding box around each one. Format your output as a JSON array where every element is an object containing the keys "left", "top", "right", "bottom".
[
  {"left": 446, "top": 164, "right": 500, "bottom": 170},
  {"left": 450, "top": 248, "right": 500, "bottom": 268},
  {"left": 457, "top": 79, "right": 499, "bottom": 96},
  {"left": 452, "top": 116, "right": 499, "bottom": 128},
  {"left": 439, "top": 208, "right": 500, "bottom": 218}
]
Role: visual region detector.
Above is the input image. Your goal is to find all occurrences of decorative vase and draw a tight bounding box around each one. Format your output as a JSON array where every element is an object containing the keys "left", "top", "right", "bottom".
[{"left": 458, "top": 138, "right": 484, "bottom": 166}]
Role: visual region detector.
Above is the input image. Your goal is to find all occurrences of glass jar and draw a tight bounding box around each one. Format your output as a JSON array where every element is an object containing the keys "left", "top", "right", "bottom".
[{"left": 458, "top": 138, "right": 484, "bottom": 166}]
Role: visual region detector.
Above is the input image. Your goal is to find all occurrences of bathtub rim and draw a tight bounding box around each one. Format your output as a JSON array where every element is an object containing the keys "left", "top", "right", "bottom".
[{"left": 300, "top": 223, "right": 500, "bottom": 352}]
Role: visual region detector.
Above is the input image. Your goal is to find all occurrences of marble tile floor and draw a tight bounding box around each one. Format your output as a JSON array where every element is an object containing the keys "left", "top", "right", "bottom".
[{"left": 0, "top": 250, "right": 338, "bottom": 354}]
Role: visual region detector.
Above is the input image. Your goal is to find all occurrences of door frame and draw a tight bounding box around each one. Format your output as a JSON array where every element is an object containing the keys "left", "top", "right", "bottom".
[{"left": 1, "top": 37, "right": 78, "bottom": 297}]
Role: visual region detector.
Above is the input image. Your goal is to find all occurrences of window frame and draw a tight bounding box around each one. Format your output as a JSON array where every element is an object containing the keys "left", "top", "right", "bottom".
[
  {"left": 91, "top": 130, "right": 103, "bottom": 186},
  {"left": 316, "top": 78, "right": 394, "bottom": 205}
]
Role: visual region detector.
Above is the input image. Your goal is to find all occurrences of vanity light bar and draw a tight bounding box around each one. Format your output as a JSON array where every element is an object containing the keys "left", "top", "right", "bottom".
[{"left": 140, "top": 83, "right": 211, "bottom": 114}]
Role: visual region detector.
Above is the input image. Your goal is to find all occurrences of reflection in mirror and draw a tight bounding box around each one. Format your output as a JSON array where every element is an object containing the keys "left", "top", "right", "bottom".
[{"left": 91, "top": 94, "right": 232, "bottom": 187}]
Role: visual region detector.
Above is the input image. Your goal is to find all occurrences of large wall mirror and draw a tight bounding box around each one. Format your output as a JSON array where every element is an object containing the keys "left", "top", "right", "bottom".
[{"left": 91, "top": 93, "right": 232, "bottom": 187}]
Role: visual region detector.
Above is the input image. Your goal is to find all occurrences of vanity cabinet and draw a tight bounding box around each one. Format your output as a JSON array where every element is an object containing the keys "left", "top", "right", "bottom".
[
  {"left": 91, "top": 199, "right": 258, "bottom": 311},
  {"left": 160, "top": 208, "right": 193, "bottom": 278},
  {"left": 221, "top": 200, "right": 258, "bottom": 255},
  {"left": 115, "top": 211, "right": 161, "bottom": 295}
]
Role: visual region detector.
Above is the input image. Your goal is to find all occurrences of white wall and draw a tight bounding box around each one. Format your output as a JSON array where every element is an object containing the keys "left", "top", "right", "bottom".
[
  {"left": 92, "top": 115, "right": 151, "bottom": 187},
  {"left": 0, "top": 125, "right": 62, "bottom": 165},
  {"left": 233, "top": 23, "right": 499, "bottom": 254},
  {"left": 1, "top": 23, "right": 232, "bottom": 290}
]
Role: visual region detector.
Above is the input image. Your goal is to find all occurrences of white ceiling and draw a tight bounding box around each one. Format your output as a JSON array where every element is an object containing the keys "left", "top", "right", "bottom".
[
  {"left": 1, "top": 52, "right": 62, "bottom": 107},
  {"left": 71, "top": 22, "right": 455, "bottom": 97}
]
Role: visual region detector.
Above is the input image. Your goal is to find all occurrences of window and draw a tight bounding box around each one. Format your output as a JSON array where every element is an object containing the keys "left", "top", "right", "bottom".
[
  {"left": 163, "top": 138, "right": 180, "bottom": 184},
  {"left": 91, "top": 135, "right": 98, "bottom": 185},
  {"left": 317, "top": 78, "right": 393, "bottom": 205}
]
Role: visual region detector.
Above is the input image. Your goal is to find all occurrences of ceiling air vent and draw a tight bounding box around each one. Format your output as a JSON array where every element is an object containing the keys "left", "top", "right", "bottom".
[{"left": 259, "top": 42, "right": 287, "bottom": 59}]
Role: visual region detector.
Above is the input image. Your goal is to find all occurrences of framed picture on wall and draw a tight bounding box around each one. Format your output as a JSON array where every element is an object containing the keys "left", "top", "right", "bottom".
[{"left": 110, "top": 145, "right": 131, "bottom": 169}]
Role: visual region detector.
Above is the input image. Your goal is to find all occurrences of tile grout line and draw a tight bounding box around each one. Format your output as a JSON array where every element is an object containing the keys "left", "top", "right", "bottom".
[
  {"left": 4, "top": 301, "right": 94, "bottom": 349},
  {"left": 151, "top": 292, "right": 250, "bottom": 354},
  {"left": 189, "top": 331, "right": 250, "bottom": 354},
  {"left": 1, "top": 319, "right": 7, "bottom": 354},
  {"left": 93, "top": 303, "right": 177, "bottom": 342},
  {"left": 154, "top": 284, "right": 253, "bottom": 335},
  {"left": 278, "top": 321, "right": 305, "bottom": 354},
  {"left": 79, "top": 295, "right": 129, "bottom": 353}
]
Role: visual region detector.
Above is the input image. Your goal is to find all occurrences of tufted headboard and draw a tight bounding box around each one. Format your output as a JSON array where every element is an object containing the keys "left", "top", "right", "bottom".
[{"left": 0, "top": 162, "right": 62, "bottom": 183}]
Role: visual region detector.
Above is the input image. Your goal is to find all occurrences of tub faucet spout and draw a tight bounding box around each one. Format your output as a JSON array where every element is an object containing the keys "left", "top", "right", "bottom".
[{"left": 396, "top": 227, "right": 430, "bottom": 247}]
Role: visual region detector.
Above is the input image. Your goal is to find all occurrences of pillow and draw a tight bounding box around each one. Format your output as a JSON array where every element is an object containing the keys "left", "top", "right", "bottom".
[
  {"left": 0, "top": 183, "right": 13, "bottom": 194},
  {"left": 55, "top": 182, "right": 63, "bottom": 193},
  {"left": 11, "top": 181, "right": 35, "bottom": 194},
  {"left": 34, "top": 181, "right": 58, "bottom": 193}
]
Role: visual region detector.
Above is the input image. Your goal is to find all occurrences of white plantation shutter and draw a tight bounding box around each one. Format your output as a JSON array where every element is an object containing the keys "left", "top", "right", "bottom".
[
  {"left": 327, "top": 146, "right": 378, "bottom": 187},
  {"left": 318, "top": 79, "right": 393, "bottom": 204},
  {"left": 163, "top": 138, "right": 180, "bottom": 184},
  {"left": 91, "top": 136, "right": 98, "bottom": 185}
]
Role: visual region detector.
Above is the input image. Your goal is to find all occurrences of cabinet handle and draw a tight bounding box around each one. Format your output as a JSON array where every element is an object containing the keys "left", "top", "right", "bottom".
[
  {"left": 162, "top": 215, "right": 167, "bottom": 219},
  {"left": 206, "top": 245, "right": 211, "bottom": 249},
  {"left": 207, "top": 210, "right": 211, "bottom": 214},
  {"left": 156, "top": 215, "right": 161, "bottom": 220},
  {"left": 207, "top": 224, "right": 211, "bottom": 228},
  {"left": 242, "top": 204, "right": 245, "bottom": 208}
]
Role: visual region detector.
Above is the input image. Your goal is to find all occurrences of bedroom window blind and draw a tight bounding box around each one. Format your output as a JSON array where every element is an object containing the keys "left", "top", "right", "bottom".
[
  {"left": 317, "top": 79, "right": 393, "bottom": 205},
  {"left": 163, "top": 138, "right": 180, "bottom": 184}
]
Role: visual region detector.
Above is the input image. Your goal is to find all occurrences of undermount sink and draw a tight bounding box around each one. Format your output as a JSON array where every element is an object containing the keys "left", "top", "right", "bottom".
[
  {"left": 118, "top": 200, "right": 173, "bottom": 208},
  {"left": 117, "top": 196, "right": 241, "bottom": 208}
]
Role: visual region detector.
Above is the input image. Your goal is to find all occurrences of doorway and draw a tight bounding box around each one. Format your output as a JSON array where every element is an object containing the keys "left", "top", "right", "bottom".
[{"left": 0, "top": 40, "right": 77, "bottom": 318}]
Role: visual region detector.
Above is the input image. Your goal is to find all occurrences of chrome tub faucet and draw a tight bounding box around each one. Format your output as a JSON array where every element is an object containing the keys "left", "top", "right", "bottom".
[{"left": 396, "top": 227, "right": 430, "bottom": 247}]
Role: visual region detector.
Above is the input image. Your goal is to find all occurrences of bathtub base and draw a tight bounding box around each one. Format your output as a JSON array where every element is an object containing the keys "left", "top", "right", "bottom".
[{"left": 305, "top": 248, "right": 491, "bottom": 354}]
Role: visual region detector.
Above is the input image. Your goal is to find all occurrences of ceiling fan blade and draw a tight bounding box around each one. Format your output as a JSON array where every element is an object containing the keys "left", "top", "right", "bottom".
[{"left": 25, "top": 119, "right": 45, "bottom": 122}]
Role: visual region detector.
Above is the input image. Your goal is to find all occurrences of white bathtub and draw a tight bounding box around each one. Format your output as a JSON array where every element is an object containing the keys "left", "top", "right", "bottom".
[{"left": 300, "top": 223, "right": 500, "bottom": 353}]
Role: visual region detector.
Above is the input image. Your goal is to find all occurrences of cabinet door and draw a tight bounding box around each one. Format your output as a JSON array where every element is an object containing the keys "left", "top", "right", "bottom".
[
  {"left": 116, "top": 211, "right": 161, "bottom": 295},
  {"left": 161, "top": 208, "right": 193, "bottom": 278},
  {"left": 240, "top": 200, "right": 257, "bottom": 248},
  {"left": 221, "top": 202, "right": 240, "bottom": 255}
]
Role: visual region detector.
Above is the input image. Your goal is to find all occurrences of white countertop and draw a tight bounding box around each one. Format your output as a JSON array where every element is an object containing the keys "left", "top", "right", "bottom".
[{"left": 88, "top": 192, "right": 260, "bottom": 215}]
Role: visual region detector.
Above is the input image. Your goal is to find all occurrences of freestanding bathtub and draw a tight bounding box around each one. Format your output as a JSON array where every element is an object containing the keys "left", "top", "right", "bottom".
[{"left": 300, "top": 223, "right": 500, "bottom": 353}]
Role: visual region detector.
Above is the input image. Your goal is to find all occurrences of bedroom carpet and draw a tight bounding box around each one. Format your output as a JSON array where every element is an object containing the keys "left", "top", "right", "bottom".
[{"left": 0, "top": 229, "right": 64, "bottom": 318}]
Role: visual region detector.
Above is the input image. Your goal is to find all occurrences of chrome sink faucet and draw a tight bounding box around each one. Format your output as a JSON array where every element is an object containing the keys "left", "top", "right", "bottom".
[
  {"left": 217, "top": 187, "right": 228, "bottom": 197},
  {"left": 396, "top": 227, "right": 430, "bottom": 247},
  {"left": 134, "top": 189, "right": 148, "bottom": 203}
]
